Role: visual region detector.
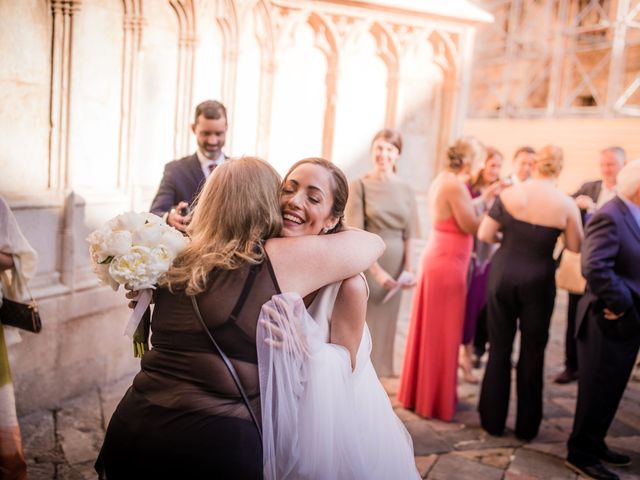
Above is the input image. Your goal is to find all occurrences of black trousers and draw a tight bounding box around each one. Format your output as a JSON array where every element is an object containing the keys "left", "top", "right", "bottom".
[
  {"left": 479, "top": 275, "right": 555, "bottom": 440},
  {"left": 567, "top": 310, "right": 640, "bottom": 465},
  {"left": 563, "top": 293, "right": 581, "bottom": 372}
]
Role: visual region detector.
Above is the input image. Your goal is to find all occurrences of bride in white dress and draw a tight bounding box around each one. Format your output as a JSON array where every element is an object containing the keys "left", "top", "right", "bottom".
[{"left": 257, "top": 158, "right": 419, "bottom": 479}]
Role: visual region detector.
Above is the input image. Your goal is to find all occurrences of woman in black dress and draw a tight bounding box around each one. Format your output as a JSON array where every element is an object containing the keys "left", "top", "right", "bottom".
[
  {"left": 477, "top": 146, "right": 582, "bottom": 440},
  {"left": 94, "top": 157, "right": 384, "bottom": 479}
]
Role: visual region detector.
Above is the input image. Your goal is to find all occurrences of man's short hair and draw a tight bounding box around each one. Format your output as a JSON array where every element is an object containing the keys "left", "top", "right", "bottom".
[
  {"left": 513, "top": 146, "right": 535, "bottom": 160},
  {"left": 601, "top": 146, "right": 626, "bottom": 165},
  {"left": 617, "top": 159, "right": 640, "bottom": 198},
  {"left": 194, "top": 100, "right": 227, "bottom": 123}
]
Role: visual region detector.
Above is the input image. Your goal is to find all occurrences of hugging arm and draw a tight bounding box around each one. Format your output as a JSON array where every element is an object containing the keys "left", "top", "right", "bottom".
[{"left": 266, "top": 229, "right": 384, "bottom": 298}]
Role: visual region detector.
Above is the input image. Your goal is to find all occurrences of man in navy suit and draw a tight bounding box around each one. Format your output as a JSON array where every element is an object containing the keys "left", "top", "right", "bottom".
[
  {"left": 555, "top": 146, "right": 626, "bottom": 384},
  {"left": 566, "top": 159, "right": 640, "bottom": 480},
  {"left": 150, "top": 100, "right": 228, "bottom": 232}
]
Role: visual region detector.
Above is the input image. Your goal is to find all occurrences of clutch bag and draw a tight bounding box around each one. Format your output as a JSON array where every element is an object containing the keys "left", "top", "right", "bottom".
[{"left": 0, "top": 297, "right": 42, "bottom": 333}]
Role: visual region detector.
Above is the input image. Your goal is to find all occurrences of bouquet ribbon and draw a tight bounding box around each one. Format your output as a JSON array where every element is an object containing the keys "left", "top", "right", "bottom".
[{"left": 124, "top": 288, "right": 153, "bottom": 357}]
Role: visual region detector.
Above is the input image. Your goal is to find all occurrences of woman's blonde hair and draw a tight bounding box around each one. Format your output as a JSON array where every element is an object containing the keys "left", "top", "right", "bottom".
[
  {"left": 447, "top": 136, "right": 486, "bottom": 172},
  {"left": 534, "top": 145, "right": 563, "bottom": 177},
  {"left": 162, "top": 156, "right": 283, "bottom": 295}
]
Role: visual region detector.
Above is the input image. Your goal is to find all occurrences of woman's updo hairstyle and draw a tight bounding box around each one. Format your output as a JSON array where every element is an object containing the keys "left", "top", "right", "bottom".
[
  {"left": 446, "top": 136, "right": 486, "bottom": 171},
  {"left": 534, "top": 145, "right": 563, "bottom": 177}
]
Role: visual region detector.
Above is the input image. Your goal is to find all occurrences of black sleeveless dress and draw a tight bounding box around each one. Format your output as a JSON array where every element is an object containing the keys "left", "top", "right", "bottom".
[
  {"left": 95, "top": 258, "right": 280, "bottom": 479},
  {"left": 478, "top": 196, "right": 562, "bottom": 440}
]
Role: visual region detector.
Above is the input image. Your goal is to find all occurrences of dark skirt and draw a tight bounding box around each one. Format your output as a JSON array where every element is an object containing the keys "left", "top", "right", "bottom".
[{"left": 95, "top": 388, "right": 262, "bottom": 479}]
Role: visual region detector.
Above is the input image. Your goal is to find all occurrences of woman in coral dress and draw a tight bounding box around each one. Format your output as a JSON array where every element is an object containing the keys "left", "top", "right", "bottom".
[{"left": 398, "top": 137, "right": 498, "bottom": 422}]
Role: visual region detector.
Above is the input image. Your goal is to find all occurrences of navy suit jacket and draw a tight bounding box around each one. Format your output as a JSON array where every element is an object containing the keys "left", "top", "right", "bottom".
[
  {"left": 576, "top": 196, "right": 640, "bottom": 340},
  {"left": 150, "top": 154, "right": 206, "bottom": 217}
]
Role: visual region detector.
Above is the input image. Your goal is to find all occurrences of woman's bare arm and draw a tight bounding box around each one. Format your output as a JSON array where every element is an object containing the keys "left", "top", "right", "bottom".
[
  {"left": 564, "top": 200, "right": 583, "bottom": 253},
  {"left": 266, "top": 229, "right": 384, "bottom": 297},
  {"left": 329, "top": 275, "right": 368, "bottom": 369},
  {"left": 477, "top": 215, "right": 502, "bottom": 244}
]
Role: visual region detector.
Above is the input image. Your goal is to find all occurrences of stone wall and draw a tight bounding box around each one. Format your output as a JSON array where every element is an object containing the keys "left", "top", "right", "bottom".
[{"left": 0, "top": 0, "right": 489, "bottom": 413}]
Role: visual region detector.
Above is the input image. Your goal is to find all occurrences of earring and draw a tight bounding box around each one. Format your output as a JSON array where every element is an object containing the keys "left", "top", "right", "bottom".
[{"left": 322, "top": 227, "right": 329, "bottom": 234}]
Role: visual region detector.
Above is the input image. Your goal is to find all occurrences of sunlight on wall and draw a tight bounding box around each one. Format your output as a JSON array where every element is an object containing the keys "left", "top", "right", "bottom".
[
  {"left": 269, "top": 23, "right": 327, "bottom": 175},
  {"left": 332, "top": 31, "right": 387, "bottom": 180}
]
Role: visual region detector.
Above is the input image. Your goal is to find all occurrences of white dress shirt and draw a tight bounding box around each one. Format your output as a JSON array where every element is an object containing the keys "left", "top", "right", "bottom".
[{"left": 196, "top": 150, "right": 225, "bottom": 178}]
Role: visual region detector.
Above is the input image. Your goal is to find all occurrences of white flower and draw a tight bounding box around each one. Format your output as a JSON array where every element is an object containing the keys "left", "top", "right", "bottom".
[
  {"left": 92, "top": 262, "right": 120, "bottom": 291},
  {"left": 87, "top": 228, "right": 132, "bottom": 263},
  {"left": 88, "top": 211, "right": 187, "bottom": 291},
  {"left": 108, "top": 246, "right": 168, "bottom": 290},
  {"left": 159, "top": 227, "right": 188, "bottom": 259}
]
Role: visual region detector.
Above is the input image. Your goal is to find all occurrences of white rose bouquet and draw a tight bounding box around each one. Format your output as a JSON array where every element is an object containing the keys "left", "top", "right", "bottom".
[{"left": 87, "top": 212, "right": 188, "bottom": 356}]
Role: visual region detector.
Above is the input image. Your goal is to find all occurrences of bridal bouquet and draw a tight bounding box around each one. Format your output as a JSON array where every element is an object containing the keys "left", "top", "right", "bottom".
[{"left": 87, "top": 211, "right": 188, "bottom": 356}]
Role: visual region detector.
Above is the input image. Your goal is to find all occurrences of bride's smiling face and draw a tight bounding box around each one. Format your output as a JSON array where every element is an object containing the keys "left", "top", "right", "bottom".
[{"left": 280, "top": 163, "right": 338, "bottom": 238}]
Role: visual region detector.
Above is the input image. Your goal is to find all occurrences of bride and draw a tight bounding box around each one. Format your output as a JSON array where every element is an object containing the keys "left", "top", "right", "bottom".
[{"left": 258, "top": 158, "right": 419, "bottom": 479}]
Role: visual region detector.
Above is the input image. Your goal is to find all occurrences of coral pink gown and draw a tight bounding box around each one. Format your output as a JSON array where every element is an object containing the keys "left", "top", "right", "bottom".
[{"left": 398, "top": 216, "right": 473, "bottom": 421}]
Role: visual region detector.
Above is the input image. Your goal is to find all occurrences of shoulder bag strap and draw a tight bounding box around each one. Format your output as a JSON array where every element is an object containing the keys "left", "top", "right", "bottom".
[{"left": 190, "top": 274, "right": 263, "bottom": 442}]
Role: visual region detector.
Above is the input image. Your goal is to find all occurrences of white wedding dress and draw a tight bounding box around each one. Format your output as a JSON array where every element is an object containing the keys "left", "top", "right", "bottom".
[{"left": 257, "top": 280, "right": 420, "bottom": 480}]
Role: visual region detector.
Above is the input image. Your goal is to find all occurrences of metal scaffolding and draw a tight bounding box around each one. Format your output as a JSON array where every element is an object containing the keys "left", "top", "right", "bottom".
[{"left": 470, "top": 0, "right": 640, "bottom": 117}]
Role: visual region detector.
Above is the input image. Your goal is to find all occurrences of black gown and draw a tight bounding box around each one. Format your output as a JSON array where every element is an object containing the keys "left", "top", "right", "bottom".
[
  {"left": 478, "top": 197, "right": 562, "bottom": 440},
  {"left": 95, "top": 258, "right": 280, "bottom": 479}
]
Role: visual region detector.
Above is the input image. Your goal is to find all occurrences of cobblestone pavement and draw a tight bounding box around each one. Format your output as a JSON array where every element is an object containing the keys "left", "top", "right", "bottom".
[{"left": 19, "top": 290, "right": 640, "bottom": 479}]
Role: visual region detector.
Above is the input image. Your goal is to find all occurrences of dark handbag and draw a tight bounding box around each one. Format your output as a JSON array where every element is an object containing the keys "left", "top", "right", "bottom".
[
  {"left": 190, "top": 295, "right": 263, "bottom": 442},
  {"left": 0, "top": 297, "right": 42, "bottom": 333}
]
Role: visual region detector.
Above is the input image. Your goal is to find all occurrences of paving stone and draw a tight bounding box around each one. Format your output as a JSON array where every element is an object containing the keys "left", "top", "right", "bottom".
[
  {"left": 428, "top": 452, "right": 503, "bottom": 480},
  {"left": 404, "top": 420, "right": 453, "bottom": 456},
  {"left": 532, "top": 420, "right": 567, "bottom": 443},
  {"left": 451, "top": 447, "right": 515, "bottom": 469},
  {"left": 26, "top": 462, "right": 56, "bottom": 480},
  {"left": 524, "top": 441, "right": 567, "bottom": 460},
  {"left": 98, "top": 374, "right": 134, "bottom": 430},
  {"left": 395, "top": 406, "right": 426, "bottom": 423},
  {"left": 20, "top": 410, "right": 60, "bottom": 463},
  {"left": 415, "top": 454, "right": 437, "bottom": 478},
  {"left": 58, "top": 461, "right": 98, "bottom": 480},
  {"left": 607, "top": 436, "right": 640, "bottom": 454},
  {"left": 507, "top": 447, "right": 575, "bottom": 479},
  {"left": 57, "top": 390, "right": 103, "bottom": 466},
  {"left": 379, "top": 376, "right": 399, "bottom": 396},
  {"left": 608, "top": 418, "right": 640, "bottom": 438}
]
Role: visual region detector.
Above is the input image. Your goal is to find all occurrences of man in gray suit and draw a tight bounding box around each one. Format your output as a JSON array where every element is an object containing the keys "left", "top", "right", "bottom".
[
  {"left": 150, "top": 100, "right": 228, "bottom": 232},
  {"left": 555, "top": 146, "right": 626, "bottom": 384}
]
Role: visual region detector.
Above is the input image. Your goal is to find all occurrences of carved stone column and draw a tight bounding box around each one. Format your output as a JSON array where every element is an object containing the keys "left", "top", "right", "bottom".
[
  {"left": 49, "top": 0, "right": 80, "bottom": 191},
  {"left": 119, "top": 0, "right": 144, "bottom": 198},
  {"left": 170, "top": 0, "right": 197, "bottom": 157}
]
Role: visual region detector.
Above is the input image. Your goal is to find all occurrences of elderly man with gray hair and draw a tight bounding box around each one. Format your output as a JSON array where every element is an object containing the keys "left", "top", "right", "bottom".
[
  {"left": 566, "top": 159, "right": 640, "bottom": 480},
  {"left": 556, "top": 146, "right": 627, "bottom": 384}
]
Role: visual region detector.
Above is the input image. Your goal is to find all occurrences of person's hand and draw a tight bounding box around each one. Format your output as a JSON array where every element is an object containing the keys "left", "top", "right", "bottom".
[
  {"left": 482, "top": 181, "right": 503, "bottom": 203},
  {"left": 374, "top": 269, "right": 399, "bottom": 290},
  {"left": 603, "top": 308, "right": 623, "bottom": 321},
  {"left": 575, "top": 195, "right": 596, "bottom": 213},
  {"left": 259, "top": 305, "right": 310, "bottom": 356},
  {"left": 167, "top": 201, "right": 191, "bottom": 232},
  {"left": 125, "top": 289, "right": 139, "bottom": 309},
  {"left": 399, "top": 270, "right": 416, "bottom": 289}
]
